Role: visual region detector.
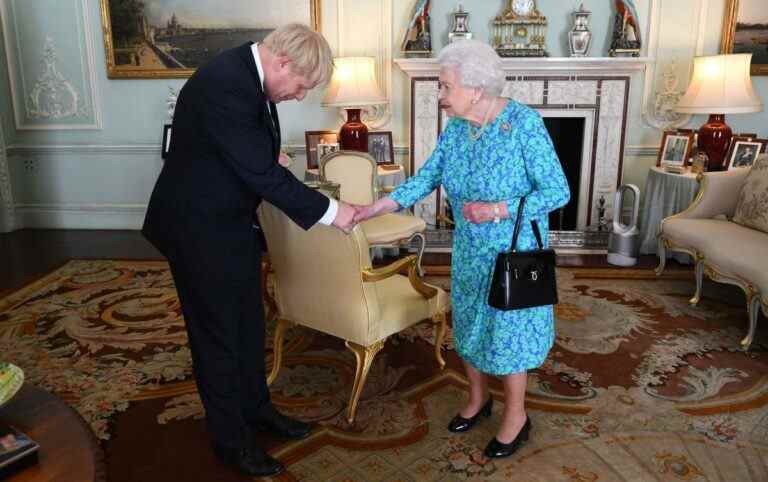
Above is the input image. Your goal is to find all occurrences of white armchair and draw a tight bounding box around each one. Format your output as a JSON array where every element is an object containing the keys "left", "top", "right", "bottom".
[{"left": 258, "top": 201, "right": 450, "bottom": 422}]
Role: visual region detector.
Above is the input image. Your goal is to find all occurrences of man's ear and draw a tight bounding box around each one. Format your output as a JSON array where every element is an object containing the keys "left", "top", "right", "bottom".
[{"left": 276, "top": 55, "right": 292, "bottom": 70}]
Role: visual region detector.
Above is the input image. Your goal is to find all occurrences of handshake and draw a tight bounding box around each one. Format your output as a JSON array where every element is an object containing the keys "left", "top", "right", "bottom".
[{"left": 330, "top": 198, "right": 399, "bottom": 233}]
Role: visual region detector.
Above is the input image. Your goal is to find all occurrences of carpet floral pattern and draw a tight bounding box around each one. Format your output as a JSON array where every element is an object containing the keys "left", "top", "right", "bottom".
[{"left": 0, "top": 260, "right": 767, "bottom": 481}]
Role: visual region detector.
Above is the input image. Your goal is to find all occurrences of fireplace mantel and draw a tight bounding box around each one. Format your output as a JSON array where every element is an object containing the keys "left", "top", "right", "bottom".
[
  {"left": 394, "top": 57, "right": 651, "bottom": 233},
  {"left": 394, "top": 57, "right": 652, "bottom": 76}
]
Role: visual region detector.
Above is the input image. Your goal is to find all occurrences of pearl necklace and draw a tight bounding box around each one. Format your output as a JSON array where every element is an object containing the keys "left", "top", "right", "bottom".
[{"left": 467, "top": 98, "right": 497, "bottom": 142}]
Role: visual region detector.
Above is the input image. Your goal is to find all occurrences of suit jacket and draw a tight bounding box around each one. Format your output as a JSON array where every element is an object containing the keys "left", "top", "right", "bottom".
[{"left": 143, "top": 42, "right": 330, "bottom": 283}]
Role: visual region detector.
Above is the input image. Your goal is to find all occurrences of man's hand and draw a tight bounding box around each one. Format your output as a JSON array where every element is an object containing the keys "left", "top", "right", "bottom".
[
  {"left": 332, "top": 202, "right": 359, "bottom": 233},
  {"left": 463, "top": 202, "right": 504, "bottom": 224},
  {"left": 277, "top": 152, "right": 293, "bottom": 167}
]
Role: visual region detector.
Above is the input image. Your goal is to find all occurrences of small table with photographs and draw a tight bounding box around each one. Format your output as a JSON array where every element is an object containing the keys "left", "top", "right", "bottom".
[
  {"left": 638, "top": 166, "right": 700, "bottom": 264},
  {"left": 0, "top": 385, "right": 105, "bottom": 482}
]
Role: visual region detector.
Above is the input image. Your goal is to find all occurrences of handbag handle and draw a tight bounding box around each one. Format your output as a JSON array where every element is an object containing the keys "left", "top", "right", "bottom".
[{"left": 509, "top": 196, "right": 544, "bottom": 252}]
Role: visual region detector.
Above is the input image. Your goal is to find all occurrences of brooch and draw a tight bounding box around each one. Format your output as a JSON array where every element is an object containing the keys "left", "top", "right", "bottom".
[{"left": 501, "top": 122, "right": 511, "bottom": 132}]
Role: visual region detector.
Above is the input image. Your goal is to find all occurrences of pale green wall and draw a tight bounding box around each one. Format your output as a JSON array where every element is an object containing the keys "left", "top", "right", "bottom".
[{"left": 1, "top": 0, "right": 767, "bottom": 230}]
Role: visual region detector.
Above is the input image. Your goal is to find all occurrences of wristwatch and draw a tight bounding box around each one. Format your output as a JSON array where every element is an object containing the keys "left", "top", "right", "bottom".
[{"left": 493, "top": 203, "right": 501, "bottom": 224}]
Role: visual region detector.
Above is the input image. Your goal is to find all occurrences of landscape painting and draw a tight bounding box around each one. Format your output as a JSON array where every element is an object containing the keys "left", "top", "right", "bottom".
[
  {"left": 99, "top": 0, "right": 319, "bottom": 78},
  {"left": 722, "top": 0, "right": 768, "bottom": 75}
]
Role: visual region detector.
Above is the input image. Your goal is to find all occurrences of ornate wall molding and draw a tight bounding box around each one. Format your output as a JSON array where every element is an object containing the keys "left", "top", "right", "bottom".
[
  {"left": 0, "top": 0, "right": 101, "bottom": 130},
  {"left": 641, "top": 0, "right": 709, "bottom": 130},
  {"left": 0, "top": 121, "right": 15, "bottom": 232}
]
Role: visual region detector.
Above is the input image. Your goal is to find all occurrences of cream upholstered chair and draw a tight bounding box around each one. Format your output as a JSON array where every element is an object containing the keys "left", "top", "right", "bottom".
[
  {"left": 258, "top": 201, "right": 450, "bottom": 423},
  {"left": 319, "top": 151, "right": 427, "bottom": 271},
  {"left": 656, "top": 163, "right": 768, "bottom": 350}
]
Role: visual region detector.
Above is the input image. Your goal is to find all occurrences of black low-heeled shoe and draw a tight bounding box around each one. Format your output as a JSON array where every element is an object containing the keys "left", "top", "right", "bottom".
[
  {"left": 483, "top": 416, "right": 532, "bottom": 459},
  {"left": 447, "top": 398, "right": 493, "bottom": 433}
]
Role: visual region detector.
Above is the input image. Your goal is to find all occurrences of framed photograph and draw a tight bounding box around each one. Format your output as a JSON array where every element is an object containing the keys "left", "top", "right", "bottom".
[
  {"left": 99, "top": 0, "right": 320, "bottom": 79},
  {"left": 304, "top": 130, "right": 338, "bottom": 169},
  {"left": 657, "top": 130, "right": 694, "bottom": 168},
  {"left": 721, "top": 0, "right": 768, "bottom": 75},
  {"left": 316, "top": 142, "right": 340, "bottom": 162},
  {"left": 727, "top": 140, "right": 763, "bottom": 169},
  {"left": 367, "top": 131, "right": 395, "bottom": 165},
  {"left": 724, "top": 134, "right": 756, "bottom": 161},
  {"left": 161, "top": 124, "right": 172, "bottom": 160}
]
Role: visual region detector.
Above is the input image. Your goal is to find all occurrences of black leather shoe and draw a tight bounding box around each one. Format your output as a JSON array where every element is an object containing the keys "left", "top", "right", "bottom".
[
  {"left": 251, "top": 410, "right": 312, "bottom": 440},
  {"left": 213, "top": 443, "right": 284, "bottom": 477},
  {"left": 483, "top": 417, "right": 531, "bottom": 459},
  {"left": 447, "top": 398, "right": 493, "bottom": 433}
]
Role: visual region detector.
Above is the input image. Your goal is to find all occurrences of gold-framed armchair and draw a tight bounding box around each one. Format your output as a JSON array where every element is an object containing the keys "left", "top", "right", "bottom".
[
  {"left": 319, "top": 151, "right": 427, "bottom": 272},
  {"left": 258, "top": 201, "right": 450, "bottom": 423}
]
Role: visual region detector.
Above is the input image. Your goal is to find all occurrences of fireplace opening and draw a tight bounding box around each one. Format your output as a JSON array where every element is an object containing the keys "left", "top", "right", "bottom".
[{"left": 543, "top": 117, "right": 585, "bottom": 231}]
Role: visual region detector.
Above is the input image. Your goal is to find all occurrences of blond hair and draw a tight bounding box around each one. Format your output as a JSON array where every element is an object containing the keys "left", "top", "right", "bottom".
[{"left": 263, "top": 23, "right": 333, "bottom": 87}]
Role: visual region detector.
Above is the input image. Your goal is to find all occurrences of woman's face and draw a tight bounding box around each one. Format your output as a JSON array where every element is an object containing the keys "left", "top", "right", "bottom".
[{"left": 438, "top": 67, "right": 477, "bottom": 119}]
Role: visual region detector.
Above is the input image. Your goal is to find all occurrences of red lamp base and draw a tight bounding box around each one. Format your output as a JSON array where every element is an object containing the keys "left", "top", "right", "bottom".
[
  {"left": 339, "top": 108, "right": 368, "bottom": 152},
  {"left": 697, "top": 114, "right": 732, "bottom": 171}
]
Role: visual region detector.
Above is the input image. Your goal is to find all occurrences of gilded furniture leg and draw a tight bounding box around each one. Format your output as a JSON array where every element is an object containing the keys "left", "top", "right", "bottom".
[
  {"left": 690, "top": 259, "right": 704, "bottom": 305},
  {"left": 267, "top": 319, "right": 291, "bottom": 386},
  {"left": 344, "top": 340, "right": 385, "bottom": 423},
  {"left": 742, "top": 294, "right": 760, "bottom": 351},
  {"left": 261, "top": 258, "right": 278, "bottom": 322},
  {"left": 655, "top": 237, "right": 667, "bottom": 276},
  {"left": 409, "top": 232, "right": 426, "bottom": 277},
  {"left": 432, "top": 311, "right": 447, "bottom": 369}
]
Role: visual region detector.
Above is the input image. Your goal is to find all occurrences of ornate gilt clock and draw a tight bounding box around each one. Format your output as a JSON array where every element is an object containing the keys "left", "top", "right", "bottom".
[{"left": 492, "top": 0, "right": 548, "bottom": 57}]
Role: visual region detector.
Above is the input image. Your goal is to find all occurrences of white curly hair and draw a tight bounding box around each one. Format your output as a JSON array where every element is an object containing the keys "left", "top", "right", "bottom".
[{"left": 437, "top": 40, "right": 506, "bottom": 97}]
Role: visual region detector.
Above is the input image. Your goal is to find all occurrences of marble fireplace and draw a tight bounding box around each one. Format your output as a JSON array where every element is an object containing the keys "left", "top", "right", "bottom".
[{"left": 394, "top": 57, "right": 648, "bottom": 249}]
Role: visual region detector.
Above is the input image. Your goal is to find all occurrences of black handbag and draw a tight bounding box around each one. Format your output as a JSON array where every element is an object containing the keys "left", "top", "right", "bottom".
[{"left": 488, "top": 197, "right": 558, "bottom": 310}]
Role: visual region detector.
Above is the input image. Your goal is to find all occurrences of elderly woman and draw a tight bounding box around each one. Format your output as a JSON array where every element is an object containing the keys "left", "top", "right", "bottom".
[{"left": 354, "top": 40, "right": 569, "bottom": 458}]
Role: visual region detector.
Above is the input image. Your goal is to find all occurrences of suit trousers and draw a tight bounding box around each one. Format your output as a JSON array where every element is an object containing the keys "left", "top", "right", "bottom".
[{"left": 167, "top": 230, "right": 270, "bottom": 448}]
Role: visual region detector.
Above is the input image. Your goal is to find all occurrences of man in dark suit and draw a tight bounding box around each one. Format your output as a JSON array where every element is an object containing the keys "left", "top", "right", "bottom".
[{"left": 142, "top": 24, "right": 356, "bottom": 477}]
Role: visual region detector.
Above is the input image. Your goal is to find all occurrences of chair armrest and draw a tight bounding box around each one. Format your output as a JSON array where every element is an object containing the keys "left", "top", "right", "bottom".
[
  {"left": 666, "top": 170, "right": 748, "bottom": 221},
  {"left": 361, "top": 255, "right": 438, "bottom": 299}
]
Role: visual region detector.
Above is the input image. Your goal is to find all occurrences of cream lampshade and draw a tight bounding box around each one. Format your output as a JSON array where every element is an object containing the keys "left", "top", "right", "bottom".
[
  {"left": 675, "top": 54, "right": 763, "bottom": 170},
  {"left": 322, "top": 57, "right": 385, "bottom": 151}
]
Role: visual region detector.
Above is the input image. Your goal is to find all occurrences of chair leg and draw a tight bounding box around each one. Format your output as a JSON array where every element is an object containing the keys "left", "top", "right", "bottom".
[
  {"left": 689, "top": 259, "right": 704, "bottom": 306},
  {"left": 654, "top": 237, "right": 667, "bottom": 276},
  {"left": 267, "top": 319, "right": 291, "bottom": 386},
  {"left": 344, "top": 340, "right": 385, "bottom": 424},
  {"left": 432, "top": 312, "right": 447, "bottom": 370},
  {"left": 741, "top": 294, "right": 760, "bottom": 351},
  {"left": 261, "top": 258, "right": 278, "bottom": 322}
]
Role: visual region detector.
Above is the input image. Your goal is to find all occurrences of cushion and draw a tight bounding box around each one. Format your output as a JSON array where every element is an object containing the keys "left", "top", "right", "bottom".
[{"left": 733, "top": 154, "right": 768, "bottom": 233}]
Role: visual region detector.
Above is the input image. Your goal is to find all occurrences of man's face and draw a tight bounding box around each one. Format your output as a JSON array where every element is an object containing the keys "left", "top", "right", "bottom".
[{"left": 265, "top": 57, "right": 317, "bottom": 103}]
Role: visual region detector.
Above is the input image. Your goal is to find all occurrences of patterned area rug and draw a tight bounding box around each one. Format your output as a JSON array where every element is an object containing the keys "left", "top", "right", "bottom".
[{"left": 0, "top": 260, "right": 767, "bottom": 481}]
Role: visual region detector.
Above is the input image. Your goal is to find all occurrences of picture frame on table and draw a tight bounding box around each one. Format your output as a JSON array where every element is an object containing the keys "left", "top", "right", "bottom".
[
  {"left": 367, "top": 131, "right": 395, "bottom": 165},
  {"left": 721, "top": 0, "right": 768, "bottom": 76},
  {"left": 727, "top": 140, "right": 765, "bottom": 169},
  {"left": 98, "top": 0, "right": 321, "bottom": 79},
  {"left": 161, "top": 124, "right": 172, "bottom": 160},
  {"left": 658, "top": 130, "right": 694, "bottom": 171},
  {"left": 316, "top": 142, "right": 340, "bottom": 162},
  {"left": 304, "top": 130, "right": 339, "bottom": 169},
  {"left": 724, "top": 134, "right": 756, "bottom": 162}
]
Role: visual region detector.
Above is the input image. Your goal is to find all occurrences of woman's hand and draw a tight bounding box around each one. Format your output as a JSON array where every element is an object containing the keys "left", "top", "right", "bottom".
[
  {"left": 353, "top": 197, "right": 400, "bottom": 224},
  {"left": 462, "top": 201, "right": 506, "bottom": 224}
]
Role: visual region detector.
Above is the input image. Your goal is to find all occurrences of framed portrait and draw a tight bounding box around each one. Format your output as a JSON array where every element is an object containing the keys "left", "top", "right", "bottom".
[
  {"left": 367, "top": 131, "right": 395, "bottom": 165},
  {"left": 727, "top": 140, "right": 764, "bottom": 169},
  {"left": 657, "top": 130, "right": 694, "bottom": 168},
  {"left": 161, "top": 124, "right": 172, "bottom": 160},
  {"left": 721, "top": 0, "right": 768, "bottom": 75},
  {"left": 304, "top": 130, "right": 338, "bottom": 169},
  {"left": 99, "top": 0, "right": 320, "bottom": 79},
  {"left": 316, "top": 142, "right": 340, "bottom": 162},
  {"left": 724, "top": 134, "right": 756, "bottom": 161}
]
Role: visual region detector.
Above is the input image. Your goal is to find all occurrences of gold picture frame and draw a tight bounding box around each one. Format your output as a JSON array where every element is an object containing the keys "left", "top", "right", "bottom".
[
  {"left": 721, "top": 0, "right": 768, "bottom": 75},
  {"left": 99, "top": 0, "right": 321, "bottom": 79}
]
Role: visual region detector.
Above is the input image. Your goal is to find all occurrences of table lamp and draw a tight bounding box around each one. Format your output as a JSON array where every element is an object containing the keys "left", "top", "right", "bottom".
[
  {"left": 674, "top": 53, "right": 763, "bottom": 171},
  {"left": 322, "top": 57, "right": 385, "bottom": 151}
]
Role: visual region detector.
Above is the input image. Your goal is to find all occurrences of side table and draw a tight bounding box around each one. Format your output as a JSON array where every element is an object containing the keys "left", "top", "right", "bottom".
[
  {"left": 638, "top": 166, "right": 701, "bottom": 263},
  {"left": 0, "top": 385, "right": 105, "bottom": 482}
]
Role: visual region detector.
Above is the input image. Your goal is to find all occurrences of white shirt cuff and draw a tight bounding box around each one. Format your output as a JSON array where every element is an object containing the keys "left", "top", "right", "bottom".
[{"left": 317, "top": 198, "right": 338, "bottom": 225}]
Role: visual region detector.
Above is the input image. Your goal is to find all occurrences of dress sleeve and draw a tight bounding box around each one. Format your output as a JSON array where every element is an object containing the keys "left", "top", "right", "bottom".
[
  {"left": 506, "top": 112, "right": 570, "bottom": 220},
  {"left": 389, "top": 123, "right": 451, "bottom": 209}
]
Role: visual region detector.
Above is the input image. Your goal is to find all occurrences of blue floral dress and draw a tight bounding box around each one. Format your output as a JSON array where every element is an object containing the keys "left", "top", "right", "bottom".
[{"left": 390, "top": 101, "right": 570, "bottom": 375}]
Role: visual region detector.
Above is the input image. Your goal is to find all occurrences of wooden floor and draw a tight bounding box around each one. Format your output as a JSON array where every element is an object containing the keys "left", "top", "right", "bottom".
[{"left": 0, "top": 229, "right": 689, "bottom": 298}]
